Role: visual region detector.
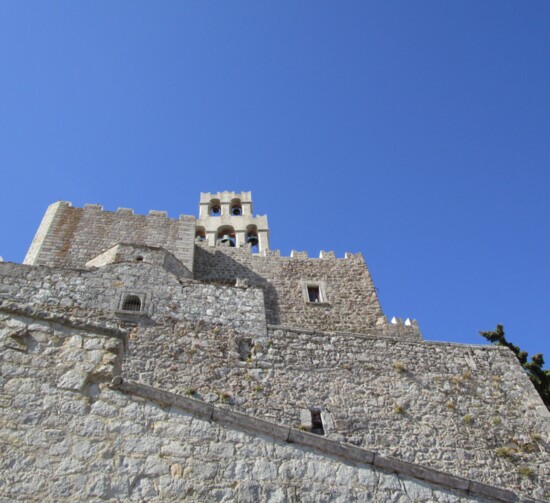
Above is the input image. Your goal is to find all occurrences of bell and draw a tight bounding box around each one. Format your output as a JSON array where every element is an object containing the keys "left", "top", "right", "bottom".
[
  {"left": 219, "top": 234, "right": 235, "bottom": 247},
  {"left": 246, "top": 234, "right": 259, "bottom": 246}
]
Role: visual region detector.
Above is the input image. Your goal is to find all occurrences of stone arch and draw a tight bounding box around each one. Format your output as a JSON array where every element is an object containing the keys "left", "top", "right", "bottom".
[
  {"left": 246, "top": 224, "right": 259, "bottom": 252},
  {"left": 209, "top": 198, "right": 221, "bottom": 216},
  {"left": 217, "top": 226, "right": 236, "bottom": 247},
  {"left": 195, "top": 226, "right": 206, "bottom": 241},
  {"left": 230, "top": 198, "right": 242, "bottom": 216}
]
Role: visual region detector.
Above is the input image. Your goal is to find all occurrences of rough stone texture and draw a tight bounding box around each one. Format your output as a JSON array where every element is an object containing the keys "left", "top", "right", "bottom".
[
  {"left": 0, "top": 311, "right": 527, "bottom": 502},
  {"left": 0, "top": 261, "right": 266, "bottom": 338},
  {"left": 123, "top": 320, "right": 550, "bottom": 500},
  {"left": 193, "top": 243, "right": 418, "bottom": 337},
  {"left": 24, "top": 201, "right": 196, "bottom": 272},
  {"left": 85, "top": 243, "right": 193, "bottom": 279},
  {"left": 1, "top": 196, "right": 549, "bottom": 501}
]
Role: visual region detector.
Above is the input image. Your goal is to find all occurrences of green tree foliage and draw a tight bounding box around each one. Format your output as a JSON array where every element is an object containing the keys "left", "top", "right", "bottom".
[{"left": 480, "top": 325, "right": 550, "bottom": 410}]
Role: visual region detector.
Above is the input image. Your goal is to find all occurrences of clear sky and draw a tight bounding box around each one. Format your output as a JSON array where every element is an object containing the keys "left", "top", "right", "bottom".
[{"left": 1, "top": 2, "right": 549, "bottom": 363}]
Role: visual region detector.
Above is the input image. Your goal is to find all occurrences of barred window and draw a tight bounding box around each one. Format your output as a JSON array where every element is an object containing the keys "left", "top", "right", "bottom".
[{"left": 122, "top": 294, "right": 142, "bottom": 312}]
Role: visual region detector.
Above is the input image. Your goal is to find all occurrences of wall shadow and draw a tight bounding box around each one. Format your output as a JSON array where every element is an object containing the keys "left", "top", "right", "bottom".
[{"left": 193, "top": 246, "right": 281, "bottom": 325}]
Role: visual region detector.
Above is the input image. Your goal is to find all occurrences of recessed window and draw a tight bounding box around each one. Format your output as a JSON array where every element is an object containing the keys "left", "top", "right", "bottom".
[
  {"left": 122, "top": 294, "right": 142, "bottom": 312},
  {"left": 238, "top": 339, "right": 253, "bottom": 361},
  {"left": 302, "top": 282, "right": 328, "bottom": 304},
  {"left": 307, "top": 286, "right": 321, "bottom": 303},
  {"left": 310, "top": 409, "right": 325, "bottom": 435}
]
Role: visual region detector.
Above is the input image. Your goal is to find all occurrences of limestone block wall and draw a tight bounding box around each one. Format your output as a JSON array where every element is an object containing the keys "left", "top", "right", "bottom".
[
  {"left": 123, "top": 320, "right": 550, "bottom": 500},
  {"left": 0, "top": 310, "right": 522, "bottom": 502},
  {"left": 24, "top": 202, "right": 196, "bottom": 272},
  {"left": 85, "top": 244, "right": 193, "bottom": 279},
  {"left": 0, "top": 262, "right": 267, "bottom": 338},
  {"left": 193, "top": 244, "right": 399, "bottom": 336}
]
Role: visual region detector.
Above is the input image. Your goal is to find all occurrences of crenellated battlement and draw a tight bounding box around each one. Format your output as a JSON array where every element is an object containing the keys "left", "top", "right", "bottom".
[
  {"left": 196, "top": 239, "right": 365, "bottom": 262},
  {"left": 24, "top": 201, "right": 196, "bottom": 271},
  {"left": 78, "top": 202, "right": 194, "bottom": 222}
]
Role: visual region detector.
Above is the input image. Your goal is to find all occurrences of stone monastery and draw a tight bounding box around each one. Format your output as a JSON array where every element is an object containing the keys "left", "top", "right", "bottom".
[{"left": 1, "top": 191, "right": 549, "bottom": 502}]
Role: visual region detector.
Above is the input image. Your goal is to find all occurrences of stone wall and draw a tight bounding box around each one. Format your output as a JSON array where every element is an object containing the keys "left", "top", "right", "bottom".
[
  {"left": 0, "top": 261, "right": 266, "bottom": 338},
  {"left": 193, "top": 244, "right": 411, "bottom": 337},
  {"left": 123, "top": 320, "right": 550, "bottom": 500},
  {"left": 22, "top": 202, "right": 418, "bottom": 338},
  {"left": 24, "top": 202, "right": 196, "bottom": 272},
  {"left": 1, "top": 259, "right": 548, "bottom": 499},
  {"left": 0, "top": 309, "right": 528, "bottom": 502}
]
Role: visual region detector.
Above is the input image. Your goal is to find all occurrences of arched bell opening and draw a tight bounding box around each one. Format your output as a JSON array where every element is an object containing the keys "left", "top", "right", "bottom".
[
  {"left": 209, "top": 198, "right": 222, "bottom": 216},
  {"left": 230, "top": 198, "right": 242, "bottom": 216},
  {"left": 195, "top": 226, "right": 206, "bottom": 242},
  {"left": 217, "top": 226, "right": 236, "bottom": 247},
  {"left": 245, "top": 224, "right": 259, "bottom": 253}
]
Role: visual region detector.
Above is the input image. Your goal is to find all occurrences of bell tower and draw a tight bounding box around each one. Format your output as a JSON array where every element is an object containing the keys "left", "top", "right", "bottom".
[{"left": 196, "top": 191, "right": 270, "bottom": 253}]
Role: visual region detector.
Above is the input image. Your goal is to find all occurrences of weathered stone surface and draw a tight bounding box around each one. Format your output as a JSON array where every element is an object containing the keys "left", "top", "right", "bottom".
[
  {"left": 0, "top": 194, "right": 548, "bottom": 501},
  {"left": 0, "top": 319, "right": 514, "bottom": 502},
  {"left": 24, "top": 201, "right": 195, "bottom": 271}
]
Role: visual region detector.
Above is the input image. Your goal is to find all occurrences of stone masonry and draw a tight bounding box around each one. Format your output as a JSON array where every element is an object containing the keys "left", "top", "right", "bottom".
[{"left": 0, "top": 192, "right": 549, "bottom": 502}]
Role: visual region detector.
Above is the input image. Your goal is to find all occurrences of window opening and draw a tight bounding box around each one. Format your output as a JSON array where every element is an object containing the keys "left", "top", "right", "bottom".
[
  {"left": 310, "top": 409, "right": 325, "bottom": 435},
  {"left": 122, "top": 295, "right": 142, "bottom": 312},
  {"left": 307, "top": 286, "right": 321, "bottom": 303},
  {"left": 135, "top": 256, "right": 144, "bottom": 262},
  {"left": 238, "top": 339, "right": 253, "bottom": 361}
]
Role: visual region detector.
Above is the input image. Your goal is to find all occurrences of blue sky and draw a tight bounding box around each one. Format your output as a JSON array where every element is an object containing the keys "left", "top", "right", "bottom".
[{"left": 1, "top": 2, "right": 549, "bottom": 363}]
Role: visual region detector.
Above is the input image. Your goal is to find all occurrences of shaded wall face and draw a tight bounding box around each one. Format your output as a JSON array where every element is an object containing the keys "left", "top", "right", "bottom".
[
  {"left": 0, "top": 313, "right": 489, "bottom": 502},
  {"left": 193, "top": 245, "right": 385, "bottom": 334},
  {"left": 24, "top": 203, "right": 196, "bottom": 272}
]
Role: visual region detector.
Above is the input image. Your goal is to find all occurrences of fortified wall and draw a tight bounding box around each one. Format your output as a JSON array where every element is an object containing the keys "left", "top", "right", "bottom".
[
  {"left": 0, "top": 191, "right": 549, "bottom": 502},
  {"left": 24, "top": 201, "right": 196, "bottom": 272},
  {"left": 193, "top": 244, "right": 393, "bottom": 335}
]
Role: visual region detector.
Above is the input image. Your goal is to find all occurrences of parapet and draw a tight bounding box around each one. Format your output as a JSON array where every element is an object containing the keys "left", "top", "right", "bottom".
[
  {"left": 200, "top": 191, "right": 253, "bottom": 204},
  {"left": 24, "top": 201, "right": 196, "bottom": 272},
  {"left": 196, "top": 241, "right": 364, "bottom": 262}
]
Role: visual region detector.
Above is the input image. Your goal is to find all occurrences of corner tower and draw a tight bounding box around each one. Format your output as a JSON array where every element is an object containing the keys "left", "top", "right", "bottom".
[{"left": 196, "top": 191, "right": 270, "bottom": 253}]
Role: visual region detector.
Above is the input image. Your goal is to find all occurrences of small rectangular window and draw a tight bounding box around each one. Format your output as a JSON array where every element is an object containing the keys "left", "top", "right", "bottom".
[
  {"left": 310, "top": 409, "right": 325, "bottom": 435},
  {"left": 238, "top": 339, "right": 253, "bottom": 361},
  {"left": 302, "top": 282, "right": 328, "bottom": 304},
  {"left": 122, "top": 294, "right": 142, "bottom": 312},
  {"left": 307, "top": 286, "right": 321, "bottom": 303}
]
